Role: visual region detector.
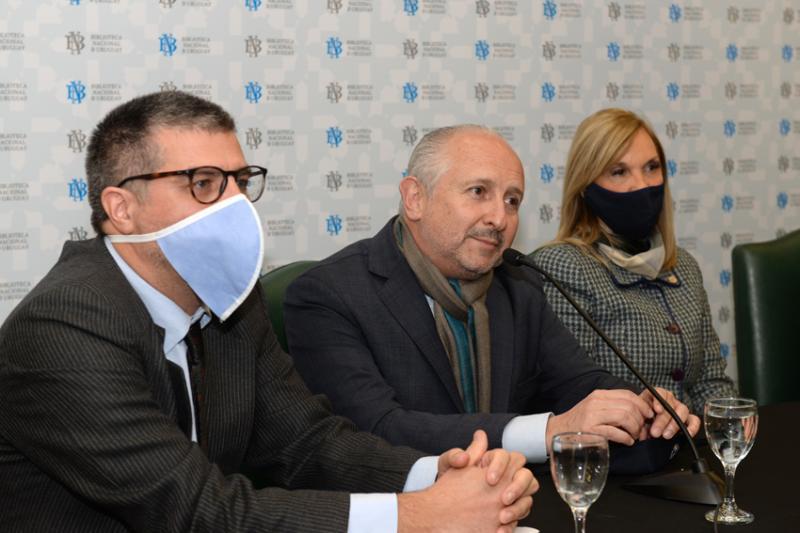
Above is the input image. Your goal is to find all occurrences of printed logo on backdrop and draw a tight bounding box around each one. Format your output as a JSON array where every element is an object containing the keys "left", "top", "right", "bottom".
[
  {"left": 66, "top": 81, "right": 86, "bottom": 104},
  {"left": 326, "top": 127, "right": 343, "bottom": 148},
  {"left": 719, "top": 269, "right": 731, "bottom": 288},
  {"left": 475, "top": 40, "right": 490, "bottom": 60},
  {"left": 245, "top": 128, "right": 263, "bottom": 150},
  {"left": 607, "top": 42, "right": 620, "bottom": 61},
  {"left": 403, "top": 82, "right": 418, "bottom": 103},
  {"left": 778, "top": 156, "right": 789, "bottom": 173},
  {"left": 327, "top": 0, "right": 343, "bottom": 14},
  {"left": 720, "top": 344, "right": 730, "bottom": 359},
  {"left": 0, "top": 232, "right": 29, "bottom": 252},
  {"left": 68, "top": 178, "right": 89, "bottom": 202},
  {"left": 403, "top": 126, "right": 418, "bottom": 147},
  {"left": 727, "top": 6, "right": 762, "bottom": 23},
  {"left": 541, "top": 82, "right": 558, "bottom": 102},
  {"left": 475, "top": 83, "right": 489, "bottom": 102},
  {"left": 326, "top": 37, "right": 343, "bottom": 58},
  {"left": 403, "top": 0, "right": 419, "bottom": 16},
  {"left": 541, "top": 124, "right": 555, "bottom": 143},
  {"left": 159, "top": 0, "right": 177, "bottom": 8},
  {"left": 722, "top": 158, "right": 735, "bottom": 176},
  {"left": 542, "top": 1, "right": 581, "bottom": 19},
  {"left": 721, "top": 195, "right": 734, "bottom": 213},
  {"left": 539, "top": 164, "right": 555, "bottom": 184},
  {"left": 0, "top": 182, "right": 28, "bottom": 201},
  {"left": 326, "top": 215, "right": 343, "bottom": 236},
  {"left": 784, "top": 8, "right": 797, "bottom": 24},
  {"left": 666, "top": 82, "right": 701, "bottom": 101},
  {"left": 245, "top": 0, "right": 262, "bottom": 11},
  {"left": 70, "top": 0, "right": 80, "bottom": 5},
  {"left": 608, "top": 2, "right": 621, "bottom": 20},
  {"left": 326, "top": 171, "right": 343, "bottom": 192},
  {"left": 68, "top": 226, "right": 89, "bottom": 241},
  {"left": 665, "top": 121, "right": 678, "bottom": 140},
  {"left": 476, "top": 0, "right": 490, "bottom": 17},
  {"left": 781, "top": 45, "right": 793, "bottom": 62},
  {"left": 159, "top": 33, "right": 178, "bottom": 57},
  {"left": 539, "top": 204, "right": 554, "bottom": 224},
  {"left": 668, "top": 44, "right": 704, "bottom": 61},
  {"left": 779, "top": 119, "right": 791, "bottom": 136},
  {"left": 718, "top": 305, "right": 731, "bottom": 324},
  {"left": 245, "top": 36, "right": 294, "bottom": 57},
  {"left": 265, "top": 218, "right": 295, "bottom": 237},
  {"left": 160, "top": 81, "right": 177, "bottom": 92},
  {"left": 245, "top": 35, "right": 262, "bottom": 57},
  {"left": 777, "top": 192, "right": 788, "bottom": 210},
  {"left": 66, "top": 31, "right": 85, "bottom": 54},
  {"left": 245, "top": 82, "right": 263, "bottom": 103},
  {"left": 0, "top": 32, "right": 24, "bottom": 51},
  {"left": 720, "top": 232, "right": 733, "bottom": 249},
  {"left": 326, "top": 82, "right": 343, "bottom": 103},
  {"left": 606, "top": 82, "right": 642, "bottom": 101},
  {"left": 666, "top": 160, "right": 677, "bottom": 178},
  {"left": 607, "top": 2, "right": 645, "bottom": 20},
  {"left": 668, "top": 4, "right": 681, "bottom": 22},
  {"left": 67, "top": 130, "right": 87, "bottom": 153},
  {"left": 0, "top": 133, "right": 26, "bottom": 152}
]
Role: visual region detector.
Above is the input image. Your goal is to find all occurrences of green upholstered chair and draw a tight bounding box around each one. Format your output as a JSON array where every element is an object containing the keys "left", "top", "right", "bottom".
[
  {"left": 259, "top": 260, "right": 317, "bottom": 352},
  {"left": 732, "top": 229, "right": 800, "bottom": 406}
]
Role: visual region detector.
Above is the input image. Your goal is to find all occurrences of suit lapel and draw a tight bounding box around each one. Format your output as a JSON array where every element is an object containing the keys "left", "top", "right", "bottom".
[
  {"left": 369, "top": 219, "right": 465, "bottom": 411},
  {"left": 202, "top": 320, "right": 252, "bottom": 472},
  {"left": 486, "top": 280, "right": 513, "bottom": 411}
]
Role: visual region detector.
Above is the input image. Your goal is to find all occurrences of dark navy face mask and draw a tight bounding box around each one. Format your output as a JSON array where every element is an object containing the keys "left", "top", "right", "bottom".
[{"left": 583, "top": 182, "right": 665, "bottom": 241}]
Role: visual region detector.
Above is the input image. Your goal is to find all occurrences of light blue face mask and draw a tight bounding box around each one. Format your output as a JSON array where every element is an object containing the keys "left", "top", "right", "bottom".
[{"left": 108, "top": 195, "right": 264, "bottom": 321}]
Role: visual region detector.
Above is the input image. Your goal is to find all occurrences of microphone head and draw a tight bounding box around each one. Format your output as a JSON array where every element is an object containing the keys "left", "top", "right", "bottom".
[{"left": 502, "top": 248, "right": 525, "bottom": 266}]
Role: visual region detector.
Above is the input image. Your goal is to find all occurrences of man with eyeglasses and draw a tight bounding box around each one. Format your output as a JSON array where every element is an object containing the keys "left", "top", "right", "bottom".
[{"left": 0, "top": 92, "right": 536, "bottom": 532}]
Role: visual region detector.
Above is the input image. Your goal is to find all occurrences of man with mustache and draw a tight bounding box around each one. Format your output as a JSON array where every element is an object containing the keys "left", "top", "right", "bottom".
[{"left": 284, "top": 125, "right": 699, "bottom": 466}]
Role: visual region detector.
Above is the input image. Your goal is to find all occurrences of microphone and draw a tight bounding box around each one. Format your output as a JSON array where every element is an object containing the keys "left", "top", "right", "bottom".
[{"left": 503, "top": 247, "right": 722, "bottom": 505}]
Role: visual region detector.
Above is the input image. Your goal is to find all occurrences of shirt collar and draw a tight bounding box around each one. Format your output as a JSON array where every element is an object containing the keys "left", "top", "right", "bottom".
[{"left": 104, "top": 237, "right": 207, "bottom": 353}]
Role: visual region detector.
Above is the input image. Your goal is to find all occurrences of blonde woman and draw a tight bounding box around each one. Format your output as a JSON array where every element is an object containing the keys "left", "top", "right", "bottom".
[{"left": 532, "top": 108, "right": 735, "bottom": 414}]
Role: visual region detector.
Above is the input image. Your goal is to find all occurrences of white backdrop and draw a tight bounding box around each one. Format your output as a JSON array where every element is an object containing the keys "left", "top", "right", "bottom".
[{"left": 2, "top": 0, "right": 800, "bottom": 386}]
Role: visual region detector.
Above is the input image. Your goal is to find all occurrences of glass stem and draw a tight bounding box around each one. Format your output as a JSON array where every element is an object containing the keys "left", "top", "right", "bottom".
[
  {"left": 572, "top": 507, "right": 588, "bottom": 533},
  {"left": 723, "top": 463, "right": 738, "bottom": 506}
]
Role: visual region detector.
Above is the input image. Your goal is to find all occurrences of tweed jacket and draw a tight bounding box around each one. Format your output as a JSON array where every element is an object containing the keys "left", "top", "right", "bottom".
[
  {"left": 0, "top": 238, "right": 423, "bottom": 533},
  {"left": 532, "top": 243, "right": 736, "bottom": 414},
  {"left": 283, "top": 218, "right": 634, "bottom": 455}
]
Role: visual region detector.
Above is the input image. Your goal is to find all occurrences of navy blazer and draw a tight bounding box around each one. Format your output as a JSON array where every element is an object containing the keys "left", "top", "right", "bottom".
[{"left": 285, "top": 218, "right": 632, "bottom": 453}]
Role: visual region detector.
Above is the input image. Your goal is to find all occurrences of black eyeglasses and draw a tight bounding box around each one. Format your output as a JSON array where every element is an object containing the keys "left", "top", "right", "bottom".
[{"left": 117, "top": 165, "right": 268, "bottom": 204}]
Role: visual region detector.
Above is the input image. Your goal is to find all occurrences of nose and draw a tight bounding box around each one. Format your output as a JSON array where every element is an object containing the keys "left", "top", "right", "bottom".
[
  {"left": 483, "top": 197, "right": 508, "bottom": 230},
  {"left": 629, "top": 169, "right": 651, "bottom": 192}
]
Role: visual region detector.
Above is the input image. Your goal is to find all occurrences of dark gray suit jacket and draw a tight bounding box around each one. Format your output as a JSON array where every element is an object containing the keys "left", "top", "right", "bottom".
[
  {"left": 0, "top": 238, "right": 422, "bottom": 532},
  {"left": 284, "top": 218, "right": 632, "bottom": 454}
]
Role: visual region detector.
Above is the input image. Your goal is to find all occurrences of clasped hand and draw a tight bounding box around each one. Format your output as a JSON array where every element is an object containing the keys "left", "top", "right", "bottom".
[
  {"left": 402, "top": 430, "right": 538, "bottom": 533},
  {"left": 546, "top": 387, "right": 702, "bottom": 452}
]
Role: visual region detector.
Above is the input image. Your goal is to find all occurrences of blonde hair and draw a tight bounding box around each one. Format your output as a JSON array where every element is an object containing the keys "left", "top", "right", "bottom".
[{"left": 550, "top": 108, "right": 677, "bottom": 271}]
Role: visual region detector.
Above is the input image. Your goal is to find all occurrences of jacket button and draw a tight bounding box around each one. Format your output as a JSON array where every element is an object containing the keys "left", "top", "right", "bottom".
[
  {"left": 665, "top": 323, "right": 681, "bottom": 334},
  {"left": 671, "top": 368, "right": 685, "bottom": 382}
]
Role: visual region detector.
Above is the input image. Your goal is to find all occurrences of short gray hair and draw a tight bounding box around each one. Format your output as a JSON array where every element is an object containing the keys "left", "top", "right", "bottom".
[{"left": 406, "top": 124, "right": 504, "bottom": 192}]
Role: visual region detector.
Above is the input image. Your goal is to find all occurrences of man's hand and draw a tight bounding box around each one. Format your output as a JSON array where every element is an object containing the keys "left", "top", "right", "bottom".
[
  {"left": 545, "top": 389, "right": 655, "bottom": 451},
  {"left": 639, "top": 387, "right": 701, "bottom": 440},
  {"left": 434, "top": 430, "right": 539, "bottom": 532}
]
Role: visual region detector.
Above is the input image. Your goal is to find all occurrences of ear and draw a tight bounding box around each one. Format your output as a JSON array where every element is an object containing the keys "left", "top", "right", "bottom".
[
  {"left": 399, "top": 176, "right": 427, "bottom": 221},
  {"left": 100, "top": 186, "right": 139, "bottom": 234}
]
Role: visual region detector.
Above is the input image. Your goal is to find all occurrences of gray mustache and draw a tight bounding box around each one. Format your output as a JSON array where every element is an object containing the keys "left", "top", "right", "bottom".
[{"left": 468, "top": 229, "right": 504, "bottom": 246}]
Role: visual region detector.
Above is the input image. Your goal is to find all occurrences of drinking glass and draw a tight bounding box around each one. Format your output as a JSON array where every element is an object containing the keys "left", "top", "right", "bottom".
[
  {"left": 550, "top": 432, "right": 609, "bottom": 533},
  {"left": 704, "top": 397, "right": 759, "bottom": 524}
]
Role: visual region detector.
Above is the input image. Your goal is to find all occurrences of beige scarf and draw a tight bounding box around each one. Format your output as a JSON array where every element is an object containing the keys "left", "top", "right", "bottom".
[{"left": 394, "top": 217, "right": 493, "bottom": 413}]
